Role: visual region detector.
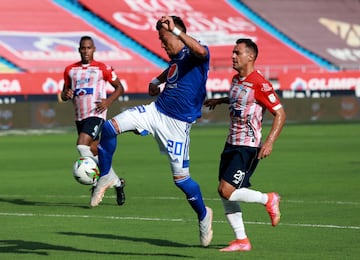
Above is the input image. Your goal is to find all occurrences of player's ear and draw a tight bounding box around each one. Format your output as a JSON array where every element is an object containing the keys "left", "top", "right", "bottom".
[{"left": 248, "top": 53, "right": 255, "bottom": 62}]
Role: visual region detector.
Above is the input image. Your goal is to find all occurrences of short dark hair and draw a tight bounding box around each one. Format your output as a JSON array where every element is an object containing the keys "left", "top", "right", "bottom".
[
  {"left": 236, "top": 38, "right": 258, "bottom": 60},
  {"left": 79, "top": 35, "right": 94, "bottom": 46},
  {"left": 156, "top": 16, "right": 187, "bottom": 33}
]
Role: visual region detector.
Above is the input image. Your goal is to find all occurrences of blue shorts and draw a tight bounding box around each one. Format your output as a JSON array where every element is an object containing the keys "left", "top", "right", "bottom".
[
  {"left": 219, "top": 143, "right": 260, "bottom": 188},
  {"left": 75, "top": 117, "right": 104, "bottom": 141}
]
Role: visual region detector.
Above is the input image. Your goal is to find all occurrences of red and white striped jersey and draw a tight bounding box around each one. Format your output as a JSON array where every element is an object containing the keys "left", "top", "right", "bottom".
[
  {"left": 226, "top": 70, "right": 282, "bottom": 147},
  {"left": 64, "top": 60, "right": 118, "bottom": 121}
]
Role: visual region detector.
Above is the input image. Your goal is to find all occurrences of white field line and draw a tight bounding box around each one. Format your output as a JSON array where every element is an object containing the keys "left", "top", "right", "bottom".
[
  {"left": 0, "top": 195, "right": 359, "bottom": 230},
  {"left": 0, "top": 129, "right": 68, "bottom": 136},
  {"left": 0, "top": 212, "right": 359, "bottom": 230},
  {"left": 1, "top": 194, "right": 359, "bottom": 206}
]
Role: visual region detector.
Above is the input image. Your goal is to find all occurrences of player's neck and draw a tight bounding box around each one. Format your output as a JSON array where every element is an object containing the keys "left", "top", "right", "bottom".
[
  {"left": 238, "top": 67, "right": 254, "bottom": 78},
  {"left": 81, "top": 60, "right": 93, "bottom": 66}
]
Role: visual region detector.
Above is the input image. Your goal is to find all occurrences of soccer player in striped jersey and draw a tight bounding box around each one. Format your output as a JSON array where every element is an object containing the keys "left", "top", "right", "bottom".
[
  {"left": 204, "top": 38, "right": 286, "bottom": 252},
  {"left": 60, "top": 35, "right": 126, "bottom": 206},
  {"left": 91, "top": 16, "right": 213, "bottom": 247}
]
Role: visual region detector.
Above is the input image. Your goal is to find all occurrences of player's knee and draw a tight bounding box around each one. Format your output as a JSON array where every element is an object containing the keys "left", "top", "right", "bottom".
[
  {"left": 173, "top": 174, "right": 188, "bottom": 181},
  {"left": 174, "top": 175, "right": 192, "bottom": 186},
  {"left": 174, "top": 176, "right": 201, "bottom": 198},
  {"left": 218, "top": 186, "right": 232, "bottom": 200}
]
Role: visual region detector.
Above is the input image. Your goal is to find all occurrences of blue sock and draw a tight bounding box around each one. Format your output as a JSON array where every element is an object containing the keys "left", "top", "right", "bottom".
[
  {"left": 98, "top": 120, "right": 117, "bottom": 177},
  {"left": 175, "top": 176, "right": 207, "bottom": 221}
]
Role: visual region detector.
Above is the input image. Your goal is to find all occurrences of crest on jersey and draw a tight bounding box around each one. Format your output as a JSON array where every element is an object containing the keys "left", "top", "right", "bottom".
[{"left": 167, "top": 63, "right": 178, "bottom": 83}]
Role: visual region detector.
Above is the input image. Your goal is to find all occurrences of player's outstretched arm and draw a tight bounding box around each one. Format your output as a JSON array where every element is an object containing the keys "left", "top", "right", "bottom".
[{"left": 204, "top": 97, "right": 229, "bottom": 110}]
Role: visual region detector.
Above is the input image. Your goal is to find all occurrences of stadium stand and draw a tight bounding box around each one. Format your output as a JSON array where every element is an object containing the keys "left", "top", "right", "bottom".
[
  {"left": 241, "top": 0, "right": 360, "bottom": 71},
  {"left": 2, "top": 0, "right": 357, "bottom": 77},
  {"left": 0, "top": 0, "right": 161, "bottom": 72},
  {"left": 0, "top": 0, "right": 359, "bottom": 129},
  {"left": 77, "top": 0, "right": 329, "bottom": 79}
]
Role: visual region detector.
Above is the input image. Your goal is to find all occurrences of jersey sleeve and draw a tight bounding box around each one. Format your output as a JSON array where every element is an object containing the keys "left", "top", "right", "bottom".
[
  {"left": 254, "top": 81, "right": 282, "bottom": 114},
  {"left": 63, "top": 66, "right": 71, "bottom": 87},
  {"left": 102, "top": 63, "right": 118, "bottom": 83}
]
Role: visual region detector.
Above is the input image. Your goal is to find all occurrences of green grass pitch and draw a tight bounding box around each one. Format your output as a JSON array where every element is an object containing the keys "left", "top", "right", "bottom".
[{"left": 1, "top": 123, "right": 359, "bottom": 259}]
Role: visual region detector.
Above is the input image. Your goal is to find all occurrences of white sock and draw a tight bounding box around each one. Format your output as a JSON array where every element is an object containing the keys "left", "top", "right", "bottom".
[
  {"left": 221, "top": 198, "right": 247, "bottom": 239},
  {"left": 226, "top": 212, "right": 247, "bottom": 240},
  {"left": 108, "top": 167, "right": 122, "bottom": 187},
  {"left": 77, "top": 145, "right": 93, "bottom": 157},
  {"left": 229, "top": 188, "right": 268, "bottom": 204}
]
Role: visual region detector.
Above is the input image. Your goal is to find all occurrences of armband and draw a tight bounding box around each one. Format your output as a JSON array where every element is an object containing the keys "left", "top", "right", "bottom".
[{"left": 172, "top": 27, "right": 182, "bottom": 37}]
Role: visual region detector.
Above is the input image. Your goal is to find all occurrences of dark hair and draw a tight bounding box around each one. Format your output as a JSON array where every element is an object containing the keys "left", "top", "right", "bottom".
[
  {"left": 79, "top": 35, "right": 94, "bottom": 46},
  {"left": 156, "top": 16, "right": 187, "bottom": 33},
  {"left": 236, "top": 38, "right": 258, "bottom": 60}
]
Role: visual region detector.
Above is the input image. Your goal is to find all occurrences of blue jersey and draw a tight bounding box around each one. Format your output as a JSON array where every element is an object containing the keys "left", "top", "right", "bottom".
[{"left": 155, "top": 45, "right": 210, "bottom": 123}]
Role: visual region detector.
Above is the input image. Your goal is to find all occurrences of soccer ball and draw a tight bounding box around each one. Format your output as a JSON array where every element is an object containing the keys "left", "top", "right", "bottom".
[{"left": 72, "top": 157, "right": 100, "bottom": 185}]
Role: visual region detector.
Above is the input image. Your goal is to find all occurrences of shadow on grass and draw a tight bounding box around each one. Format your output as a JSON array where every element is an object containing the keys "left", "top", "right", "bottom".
[
  {"left": 59, "top": 231, "right": 194, "bottom": 248},
  {"left": 0, "top": 197, "right": 91, "bottom": 209},
  {"left": 0, "top": 239, "right": 194, "bottom": 258}
]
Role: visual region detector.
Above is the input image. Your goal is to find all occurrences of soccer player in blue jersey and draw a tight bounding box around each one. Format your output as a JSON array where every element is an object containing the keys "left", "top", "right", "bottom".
[{"left": 91, "top": 15, "right": 213, "bottom": 247}]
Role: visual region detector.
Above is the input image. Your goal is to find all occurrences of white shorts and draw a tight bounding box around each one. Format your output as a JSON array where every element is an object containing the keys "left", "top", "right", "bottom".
[{"left": 112, "top": 102, "right": 192, "bottom": 177}]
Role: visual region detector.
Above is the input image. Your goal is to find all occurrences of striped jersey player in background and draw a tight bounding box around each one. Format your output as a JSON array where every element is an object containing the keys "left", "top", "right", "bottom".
[
  {"left": 60, "top": 35, "right": 126, "bottom": 206},
  {"left": 204, "top": 38, "right": 286, "bottom": 252},
  {"left": 92, "top": 16, "right": 213, "bottom": 247}
]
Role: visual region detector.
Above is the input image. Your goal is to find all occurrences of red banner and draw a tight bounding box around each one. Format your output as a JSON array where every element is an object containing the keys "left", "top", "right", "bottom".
[
  {"left": 1, "top": 71, "right": 359, "bottom": 97},
  {"left": 278, "top": 71, "right": 360, "bottom": 91},
  {"left": 0, "top": 71, "right": 234, "bottom": 96},
  {"left": 0, "top": 72, "right": 153, "bottom": 95}
]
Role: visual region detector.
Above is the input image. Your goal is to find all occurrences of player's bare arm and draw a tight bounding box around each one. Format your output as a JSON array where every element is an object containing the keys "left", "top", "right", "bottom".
[
  {"left": 159, "top": 16, "right": 208, "bottom": 59},
  {"left": 204, "top": 97, "right": 230, "bottom": 110},
  {"left": 258, "top": 107, "right": 286, "bottom": 159},
  {"left": 96, "top": 78, "right": 124, "bottom": 113},
  {"left": 178, "top": 32, "right": 208, "bottom": 59},
  {"left": 60, "top": 83, "right": 74, "bottom": 101},
  {"left": 148, "top": 69, "right": 168, "bottom": 96}
]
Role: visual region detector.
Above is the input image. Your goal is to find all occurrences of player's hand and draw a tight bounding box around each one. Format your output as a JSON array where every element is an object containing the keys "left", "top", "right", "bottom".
[
  {"left": 159, "top": 16, "right": 175, "bottom": 32},
  {"left": 95, "top": 99, "right": 108, "bottom": 113},
  {"left": 62, "top": 89, "right": 74, "bottom": 100},
  {"left": 203, "top": 99, "right": 218, "bottom": 110},
  {"left": 148, "top": 82, "right": 161, "bottom": 96},
  {"left": 258, "top": 142, "right": 273, "bottom": 159}
]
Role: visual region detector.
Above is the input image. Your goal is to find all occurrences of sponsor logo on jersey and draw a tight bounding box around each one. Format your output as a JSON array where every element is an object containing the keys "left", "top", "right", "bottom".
[
  {"left": 268, "top": 93, "right": 277, "bottom": 103},
  {"left": 239, "top": 88, "right": 247, "bottom": 98},
  {"left": 167, "top": 63, "right": 178, "bottom": 83},
  {"left": 74, "top": 88, "right": 93, "bottom": 96},
  {"left": 76, "top": 78, "right": 91, "bottom": 86},
  {"left": 261, "top": 83, "right": 272, "bottom": 92}
]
